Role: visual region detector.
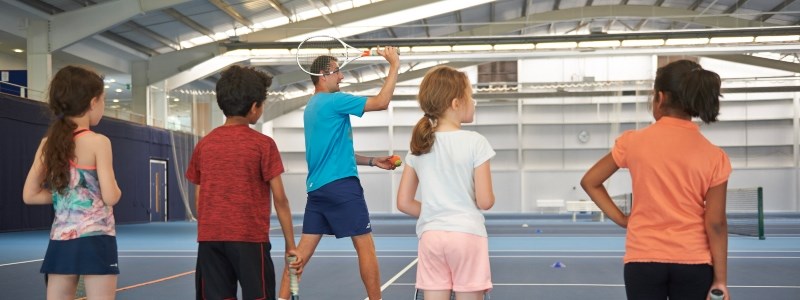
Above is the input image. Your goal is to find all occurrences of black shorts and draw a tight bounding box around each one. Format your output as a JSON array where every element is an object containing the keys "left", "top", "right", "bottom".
[
  {"left": 196, "top": 241, "right": 275, "bottom": 300},
  {"left": 624, "top": 262, "right": 713, "bottom": 300}
]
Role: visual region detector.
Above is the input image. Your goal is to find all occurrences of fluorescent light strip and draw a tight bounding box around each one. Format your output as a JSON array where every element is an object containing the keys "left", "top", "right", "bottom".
[
  {"left": 452, "top": 44, "right": 494, "bottom": 51},
  {"left": 578, "top": 40, "right": 621, "bottom": 48},
  {"left": 536, "top": 42, "right": 578, "bottom": 49},
  {"left": 493, "top": 43, "right": 535, "bottom": 50},
  {"left": 710, "top": 36, "right": 754, "bottom": 44},
  {"left": 621, "top": 39, "right": 664, "bottom": 47},
  {"left": 411, "top": 45, "right": 452, "bottom": 53},
  {"left": 754, "top": 35, "right": 800, "bottom": 42},
  {"left": 665, "top": 38, "right": 709, "bottom": 45}
]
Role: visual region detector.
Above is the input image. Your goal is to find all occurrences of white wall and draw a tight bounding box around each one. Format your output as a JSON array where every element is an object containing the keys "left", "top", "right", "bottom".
[
  {"left": 0, "top": 52, "right": 26, "bottom": 70},
  {"left": 270, "top": 57, "right": 799, "bottom": 213}
]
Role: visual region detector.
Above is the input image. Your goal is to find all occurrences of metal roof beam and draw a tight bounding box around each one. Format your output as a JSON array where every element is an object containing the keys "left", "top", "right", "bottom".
[
  {"left": 163, "top": 8, "right": 216, "bottom": 37},
  {"left": 687, "top": 0, "right": 703, "bottom": 11},
  {"left": 704, "top": 54, "right": 800, "bottom": 73},
  {"left": 757, "top": 0, "right": 796, "bottom": 22},
  {"left": 208, "top": 0, "right": 254, "bottom": 27},
  {"left": 243, "top": 0, "right": 488, "bottom": 42},
  {"left": 48, "top": 0, "right": 190, "bottom": 50},
  {"left": 452, "top": 5, "right": 776, "bottom": 36},
  {"left": 125, "top": 21, "right": 180, "bottom": 50},
  {"left": 723, "top": 0, "right": 749, "bottom": 14},
  {"left": 68, "top": 0, "right": 179, "bottom": 50},
  {"left": 99, "top": 32, "right": 160, "bottom": 56},
  {"left": 266, "top": 0, "right": 294, "bottom": 21}
]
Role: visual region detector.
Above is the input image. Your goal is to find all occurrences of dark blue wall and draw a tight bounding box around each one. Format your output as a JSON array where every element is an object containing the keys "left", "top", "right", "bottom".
[{"left": 1, "top": 94, "right": 194, "bottom": 232}]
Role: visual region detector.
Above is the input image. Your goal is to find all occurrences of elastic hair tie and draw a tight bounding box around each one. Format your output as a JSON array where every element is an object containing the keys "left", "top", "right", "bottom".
[{"left": 424, "top": 113, "right": 434, "bottom": 119}]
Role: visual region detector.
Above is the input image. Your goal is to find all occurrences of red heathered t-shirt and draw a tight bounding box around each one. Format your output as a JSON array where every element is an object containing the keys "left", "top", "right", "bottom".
[{"left": 185, "top": 124, "right": 284, "bottom": 242}]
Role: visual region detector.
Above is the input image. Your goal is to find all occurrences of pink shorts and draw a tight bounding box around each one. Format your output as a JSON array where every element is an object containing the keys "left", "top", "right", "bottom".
[{"left": 416, "top": 230, "right": 492, "bottom": 292}]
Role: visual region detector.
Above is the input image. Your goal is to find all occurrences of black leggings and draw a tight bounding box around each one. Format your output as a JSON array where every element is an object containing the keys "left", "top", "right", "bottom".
[{"left": 624, "top": 262, "right": 713, "bottom": 300}]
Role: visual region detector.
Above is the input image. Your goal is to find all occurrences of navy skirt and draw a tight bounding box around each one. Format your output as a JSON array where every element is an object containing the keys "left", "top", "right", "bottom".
[{"left": 40, "top": 235, "right": 119, "bottom": 275}]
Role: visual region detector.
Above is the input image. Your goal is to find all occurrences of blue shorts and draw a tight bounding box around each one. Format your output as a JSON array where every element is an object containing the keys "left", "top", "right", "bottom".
[
  {"left": 303, "top": 176, "right": 372, "bottom": 238},
  {"left": 40, "top": 235, "right": 119, "bottom": 275}
]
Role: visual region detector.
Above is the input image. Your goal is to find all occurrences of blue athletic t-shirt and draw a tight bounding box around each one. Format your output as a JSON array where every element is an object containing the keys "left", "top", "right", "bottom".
[{"left": 304, "top": 92, "right": 367, "bottom": 192}]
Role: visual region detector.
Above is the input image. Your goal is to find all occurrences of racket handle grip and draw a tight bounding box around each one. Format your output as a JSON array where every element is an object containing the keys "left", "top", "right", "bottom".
[
  {"left": 287, "top": 256, "right": 299, "bottom": 295},
  {"left": 709, "top": 289, "right": 724, "bottom": 300},
  {"left": 364, "top": 48, "right": 401, "bottom": 56}
]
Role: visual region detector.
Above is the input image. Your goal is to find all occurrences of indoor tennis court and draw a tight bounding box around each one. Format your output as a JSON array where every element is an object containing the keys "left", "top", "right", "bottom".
[{"left": 1, "top": 1, "right": 799, "bottom": 300}]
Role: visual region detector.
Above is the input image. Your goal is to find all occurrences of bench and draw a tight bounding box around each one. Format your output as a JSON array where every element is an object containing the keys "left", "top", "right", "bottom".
[
  {"left": 535, "top": 199, "right": 565, "bottom": 213},
  {"left": 565, "top": 200, "right": 604, "bottom": 222}
]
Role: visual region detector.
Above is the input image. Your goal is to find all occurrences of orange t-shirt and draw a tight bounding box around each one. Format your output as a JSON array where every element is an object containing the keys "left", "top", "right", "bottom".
[{"left": 612, "top": 117, "right": 731, "bottom": 264}]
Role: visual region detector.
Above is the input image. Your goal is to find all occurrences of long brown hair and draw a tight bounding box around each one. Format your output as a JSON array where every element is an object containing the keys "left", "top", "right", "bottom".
[
  {"left": 43, "top": 65, "right": 104, "bottom": 193},
  {"left": 409, "top": 66, "right": 470, "bottom": 155}
]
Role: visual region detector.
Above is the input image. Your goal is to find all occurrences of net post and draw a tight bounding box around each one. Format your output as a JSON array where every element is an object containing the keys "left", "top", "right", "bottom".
[{"left": 757, "top": 187, "right": 765, "bottom": 240}]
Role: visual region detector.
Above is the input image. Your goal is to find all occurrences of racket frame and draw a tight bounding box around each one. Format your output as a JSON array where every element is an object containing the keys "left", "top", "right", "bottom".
[{"left": 296, "top": 35, "right": 371, "bottom": 76}]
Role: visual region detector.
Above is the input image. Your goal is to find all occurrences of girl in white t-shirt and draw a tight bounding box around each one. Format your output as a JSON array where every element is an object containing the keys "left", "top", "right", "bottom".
[{"left": 397, "top": 66, "right": 496, "bottom": 300}]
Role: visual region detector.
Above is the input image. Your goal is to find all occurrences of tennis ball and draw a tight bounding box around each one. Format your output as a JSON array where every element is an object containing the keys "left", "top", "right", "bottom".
[{"left": 390, "top": 155, "right": 402, "bottom": 167}]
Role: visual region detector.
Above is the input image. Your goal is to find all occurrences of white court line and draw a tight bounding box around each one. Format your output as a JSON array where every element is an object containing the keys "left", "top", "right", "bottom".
[
  {"left": 364, "top": 257, "right": 419, "bottom": 300},
  {"left": 390, "top": 283, "right": 800, "bottom": 288},
  {"left": 0, "top": 259, "right": 43, "bottom": 267},
  {"left": 107, "top": 255, "right": 800, "bottom": 259},
  {"left": 114, "top": 249, "right": 800, "bottom": 253}
]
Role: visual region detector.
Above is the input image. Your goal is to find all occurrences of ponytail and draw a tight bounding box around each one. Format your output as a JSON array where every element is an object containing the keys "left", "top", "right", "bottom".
[
  {"left": 654, "top": 60, "right": 722, "bottom": 124},
  {"left": 679, "top": 68, "right": 721, "bottom": 123},
  {"left": 410, "top": 115, "right": 436, "bottom": 155},
  {"left": 43, "top": 117, "right": 78, "bottom": 194}
]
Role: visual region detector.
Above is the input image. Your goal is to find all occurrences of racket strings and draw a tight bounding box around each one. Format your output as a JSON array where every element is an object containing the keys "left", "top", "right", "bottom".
[{"left": 297, "top": 36, "right": 348, "bottom": 76}]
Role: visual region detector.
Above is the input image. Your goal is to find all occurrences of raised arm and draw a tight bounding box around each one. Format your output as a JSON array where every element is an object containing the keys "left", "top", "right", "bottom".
[
  {"left": 705, "top": 181, "right": 729, "bottom": 299},
  {"left": 363, "top": 46, "right": 400, "bottom": 112},
  {"left": 580, "top": 153, "right": 627, "bottom": 228},
  {"left": 22, "top": 139, "right": 53, "bottom": 205}
]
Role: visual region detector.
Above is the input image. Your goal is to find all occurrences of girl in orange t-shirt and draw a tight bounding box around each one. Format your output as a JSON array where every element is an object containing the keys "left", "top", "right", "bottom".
[{"left": 582, "top": 60, "right": 732, "bottom": 300}]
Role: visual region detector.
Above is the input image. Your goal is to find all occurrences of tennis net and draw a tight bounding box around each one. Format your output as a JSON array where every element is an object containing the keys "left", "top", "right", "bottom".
[{"left": 726, "top": 187, "right": 765, "bottom": 240}]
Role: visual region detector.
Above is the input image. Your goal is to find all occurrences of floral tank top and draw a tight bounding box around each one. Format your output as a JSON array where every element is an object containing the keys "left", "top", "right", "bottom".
[{"left": 50, "top": 130, "right": 116, "bottom": 240}]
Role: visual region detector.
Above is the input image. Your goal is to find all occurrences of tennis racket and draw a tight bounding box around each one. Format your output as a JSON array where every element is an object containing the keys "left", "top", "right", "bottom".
[
  {"left": 413, "top": 289, "right": 489, "bottom": 299},
  {"left": 287, "top": 255, "right": 300, "bottom": 300},
  {"left": 295, "top": 35, "right": 392, "bottom": 76}
]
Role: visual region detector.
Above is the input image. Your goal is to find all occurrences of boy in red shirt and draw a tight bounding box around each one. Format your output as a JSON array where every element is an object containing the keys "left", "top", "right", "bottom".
[{"left": 186, "top": 65, "right": 300, "bottom": 300}]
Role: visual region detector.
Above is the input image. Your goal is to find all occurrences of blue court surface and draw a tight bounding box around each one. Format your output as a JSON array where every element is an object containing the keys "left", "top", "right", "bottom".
[{"left": 1, "top": 215, "right": 799, "bottom": 299}]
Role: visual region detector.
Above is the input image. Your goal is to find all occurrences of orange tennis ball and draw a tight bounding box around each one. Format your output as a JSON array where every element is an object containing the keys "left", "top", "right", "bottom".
[{"left": 389, "top": 155, "right": 402, "bottom": 167}]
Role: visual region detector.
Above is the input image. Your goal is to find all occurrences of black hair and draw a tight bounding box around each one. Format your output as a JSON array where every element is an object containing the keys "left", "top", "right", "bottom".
[
  {"left": 310, "top": 55, "right": 338, "bottom": 85},
  {"left": 654, "top": 60, "right": 722, "bottom": 123},
  {"left": 215, "top": 65, "right": 273, "bottom": 117}
]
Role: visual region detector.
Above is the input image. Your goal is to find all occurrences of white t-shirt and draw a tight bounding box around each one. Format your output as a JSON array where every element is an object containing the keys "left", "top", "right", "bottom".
[{"left": 404, "top": 130, "right": 496, "bottom": 238}]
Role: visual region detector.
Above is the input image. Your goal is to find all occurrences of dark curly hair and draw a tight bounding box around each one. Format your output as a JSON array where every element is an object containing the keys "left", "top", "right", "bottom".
[{"left": 215, "top": 65, "right": 273, "bottom": 117}]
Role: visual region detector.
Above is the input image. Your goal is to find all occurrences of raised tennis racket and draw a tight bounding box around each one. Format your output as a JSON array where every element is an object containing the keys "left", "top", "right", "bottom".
[
  {"left": 295, "top": 35, "right": 391, "bottom": 76},
  {"left": 287, "top": 255, "right": 299, "bottom": 300}
]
